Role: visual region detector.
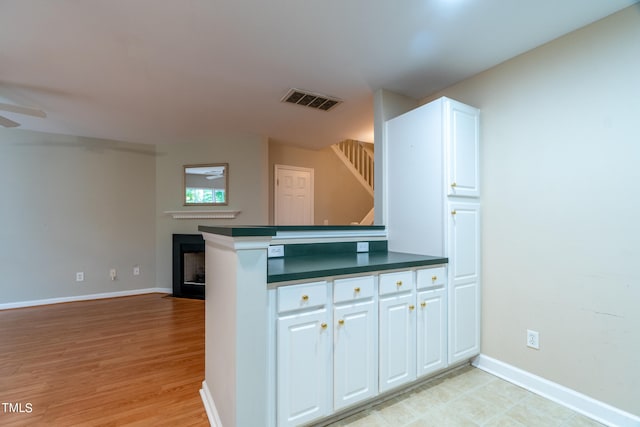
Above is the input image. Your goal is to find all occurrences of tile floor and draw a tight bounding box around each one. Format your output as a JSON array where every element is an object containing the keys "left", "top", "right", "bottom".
[{"left": 327, "top": 366, "right": 604, "bottom": 427}]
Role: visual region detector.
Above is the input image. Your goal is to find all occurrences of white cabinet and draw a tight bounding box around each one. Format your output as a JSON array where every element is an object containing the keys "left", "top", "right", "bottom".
[
  {"left": 378, "top": 271, "right": 416, "bottom": 393},
  {"left": 385, "top": 96, "right": 481, "bottom": 367},
  {"left": 416, "top": 268, "right": 447, "bottom": 377},
  {"left": 333, "top": 276, "right": 377, "bottom": 410},
  {"left": 276, "top": 282, "right": 332, "bottom": 427},
  {"left": 272, "top": 266, "right": 448, "bottom": 426},
  {"left": 445, "top": 99, "right": 480, "bottom": 198},
  {"left": 448, "top": 201, "right": 481, "bottom": 363},
  {"left": 385, "top": 96, "right": 481, "bottom": 257}
]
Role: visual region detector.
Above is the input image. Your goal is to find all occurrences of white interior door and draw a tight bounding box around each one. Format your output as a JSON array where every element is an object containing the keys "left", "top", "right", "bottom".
[{"left": 275, "top": 165, "right": 314, "bottom": 225}]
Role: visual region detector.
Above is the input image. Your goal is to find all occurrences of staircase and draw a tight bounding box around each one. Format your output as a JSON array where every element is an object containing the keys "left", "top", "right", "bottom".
[
  {"left": 331, "top": 139, "right": 374, "bottom": 196},
  {"left": 331, "top": 139, "right": 375, "bottom": 224}
]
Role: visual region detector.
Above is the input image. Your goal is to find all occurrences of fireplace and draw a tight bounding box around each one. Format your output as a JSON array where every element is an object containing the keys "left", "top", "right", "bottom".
[{"left": 172, "top": 234, "right": 205, "bottom": 299}]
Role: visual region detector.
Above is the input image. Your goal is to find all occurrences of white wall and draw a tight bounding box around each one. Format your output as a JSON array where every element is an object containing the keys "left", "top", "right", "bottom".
[
  {"left": 154, "top": 133, "right": 269, "bottom": 289},
  {"left": 0, "top": 129, "right": 270, "bottom": 304},
  {"left": 373, "top": 89, "right": 417, "bottom": 225},
  {"left": 425, "top": 6, "right": 640, "bottom": 415},
  {"left": 0, "top": 130, "right": 156, "bottom": 304}
]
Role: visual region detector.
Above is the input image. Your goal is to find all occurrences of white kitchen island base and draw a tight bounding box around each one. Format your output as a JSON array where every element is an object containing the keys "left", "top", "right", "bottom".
[{"left": 198, "top": 225, "right": 471, "bottom": 427}]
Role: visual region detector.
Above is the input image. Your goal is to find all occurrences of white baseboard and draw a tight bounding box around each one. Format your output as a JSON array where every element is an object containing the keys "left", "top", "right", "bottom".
[
  {"left": 200, "top": 380, "right": 222, "bottom": 427},
  {"left": 473, "top": 354, "right": 640, "bottom": 427},
  {"left": 0, "top": 287, "right": 173, "bottom": 310}
]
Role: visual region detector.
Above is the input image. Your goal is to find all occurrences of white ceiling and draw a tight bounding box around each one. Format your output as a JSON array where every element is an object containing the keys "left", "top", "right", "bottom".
[{"left": 1, "top": 0, "right": 637, "bottom": 149}]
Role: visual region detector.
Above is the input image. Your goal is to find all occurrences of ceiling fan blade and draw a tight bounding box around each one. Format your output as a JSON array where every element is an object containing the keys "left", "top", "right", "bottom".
[
  {"left": 0, "top": 115, "right": 20, "bottom": 128},
  {"left": 0, "top": 102, "right": 47, "bottom": 118}
]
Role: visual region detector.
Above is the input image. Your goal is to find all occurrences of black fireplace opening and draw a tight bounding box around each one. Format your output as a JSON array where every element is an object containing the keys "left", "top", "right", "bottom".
[{"left": 172, "top": 234, "right": 205, "bottom": 299}]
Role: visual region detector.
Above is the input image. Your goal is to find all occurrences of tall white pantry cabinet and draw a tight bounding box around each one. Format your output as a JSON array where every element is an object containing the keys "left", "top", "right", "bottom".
[{"left": 384, "top": 96, "right": 481, "bottom": 365}]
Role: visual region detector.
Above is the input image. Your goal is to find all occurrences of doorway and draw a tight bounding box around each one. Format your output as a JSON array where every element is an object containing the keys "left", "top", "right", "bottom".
[{"left": 274, "top": 165, "right": 314, "bottom": 225}]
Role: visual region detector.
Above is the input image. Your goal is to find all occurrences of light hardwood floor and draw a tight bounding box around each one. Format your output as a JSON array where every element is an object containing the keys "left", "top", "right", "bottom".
[{"left": 0, "top": 293, "right": 208, "bottom": 427}]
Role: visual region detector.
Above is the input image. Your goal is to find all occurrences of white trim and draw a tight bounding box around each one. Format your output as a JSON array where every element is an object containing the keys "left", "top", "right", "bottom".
[
  {"left": 0, "top": 288, "right": 172, "bottom": 311},
  {"left": 330, "top": 144, "right": 374, "bottom": 197},
  {"left": 473, "top": 354, "right": 640, "bottom": 427},
  {"left": 273, "top": 229, "right": 387, "bottom": 240},
  {"left": 200, "top": 380, "right": 223, "bottom": 427},
  {"left": 164, "top": 210, "right": 241, "bottom": 219},
  {"left": 272, "top": 235, "right": 388, "bottom": 246},
  {"left": 359, "top": 207, "right": 375, "bottom": 225},
  {"left": 201, "top": 232, "right": 272, "bottom": 251},
  {"left": 266, "top": 290, "right": 277, "bottom": 427}
]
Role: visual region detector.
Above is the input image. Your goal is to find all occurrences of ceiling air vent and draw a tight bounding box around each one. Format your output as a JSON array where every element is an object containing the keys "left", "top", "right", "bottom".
[{"left": 281, "top": 88, "right": 342, "bottom": 111}]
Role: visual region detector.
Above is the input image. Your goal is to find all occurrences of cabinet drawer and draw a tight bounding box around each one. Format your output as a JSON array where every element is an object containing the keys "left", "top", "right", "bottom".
[
  {"left": 334, "top": 276, "right": 375, "bottom": 303},
  {"left": 277, "top": 281, "right": 328, "bottom": 313},
  {"left": 416, "top": 267, "right": 446, "bottom": 290},
  {"left": 379, "top": 271, "right": 413, "bottom": 295}
]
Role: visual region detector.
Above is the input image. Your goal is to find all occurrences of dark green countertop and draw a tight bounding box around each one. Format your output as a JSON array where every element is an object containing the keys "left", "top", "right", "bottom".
[
  {"left": 198, "top": 224, "right": 386, "bottom": 237},
  {"left": 198, "top": 225, "right": 444, "bottom": 284},
  {"left": 198, "top": 225, "right": 275, "bottom": 237},
  {"left": 267, "top": 252, "right": 447, "bottom": 283}
]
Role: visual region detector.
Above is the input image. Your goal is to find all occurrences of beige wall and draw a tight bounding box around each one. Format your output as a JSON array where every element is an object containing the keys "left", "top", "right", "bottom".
[
  {"left": 155, "top": 133, "right": 269, "bottom": 289},
  {"left": 269, "top": 140, "right": 373, "bottom": 225},
  {"left": 0, "top": 129, "right": 156, "bottom": 304},
  {"left": 425, "top": 6, "right": 640, "bottom": 415}
]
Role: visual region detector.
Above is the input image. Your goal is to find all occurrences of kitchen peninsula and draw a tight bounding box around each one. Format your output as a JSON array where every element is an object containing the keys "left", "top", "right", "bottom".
[{"left": 198, "top": 225, "right": 449, "bottom": 427}]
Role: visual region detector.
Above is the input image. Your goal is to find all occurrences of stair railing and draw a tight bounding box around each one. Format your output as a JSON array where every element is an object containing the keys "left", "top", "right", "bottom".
[{"left": 330, "top": 139, "right": 374, "bottom": 196}]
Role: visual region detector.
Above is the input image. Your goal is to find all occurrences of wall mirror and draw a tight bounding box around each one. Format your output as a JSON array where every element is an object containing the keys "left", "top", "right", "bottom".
[{"left": 184, "top": 163, "right": 228, "bottom": 206}]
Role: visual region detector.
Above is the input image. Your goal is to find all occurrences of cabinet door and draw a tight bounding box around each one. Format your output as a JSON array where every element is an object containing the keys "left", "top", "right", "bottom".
[
  {"left": 334, "top": 299, "right": 377, "bottom": 411},
  {"left": 448, "top": 201, "right": 481, "bottom": 364},
  {"left": 445, "top": 99, "right": 480, "bottom": 198},
  {"left": 379, "top": 292, "right": 416, "bottom": 393},
  {"left": 417, "top": 288, "right": 447, "bottom": 377},
  {"left": 277, "top": 308, "right": 331, "bottom": 427}
]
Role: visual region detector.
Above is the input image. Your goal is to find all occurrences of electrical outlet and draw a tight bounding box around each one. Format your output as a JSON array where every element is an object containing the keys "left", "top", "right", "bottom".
[
  {"left": 76, "top": 272, "right": 84, "bottom": 282},
  {"left": 527, "top": 329, "right": 539, "bottom": 349},
  {"left": 110, "top": 268, "right": 117, "bottom": 281},
  {"left": 133, "top": 266, "right": 140, "bottom": 276},
  {"left": 356, "top": 241, "right": 369, "bottom": 253},
  {"left": 268, "top": 245, "right": 285, "bottom": 258}
]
